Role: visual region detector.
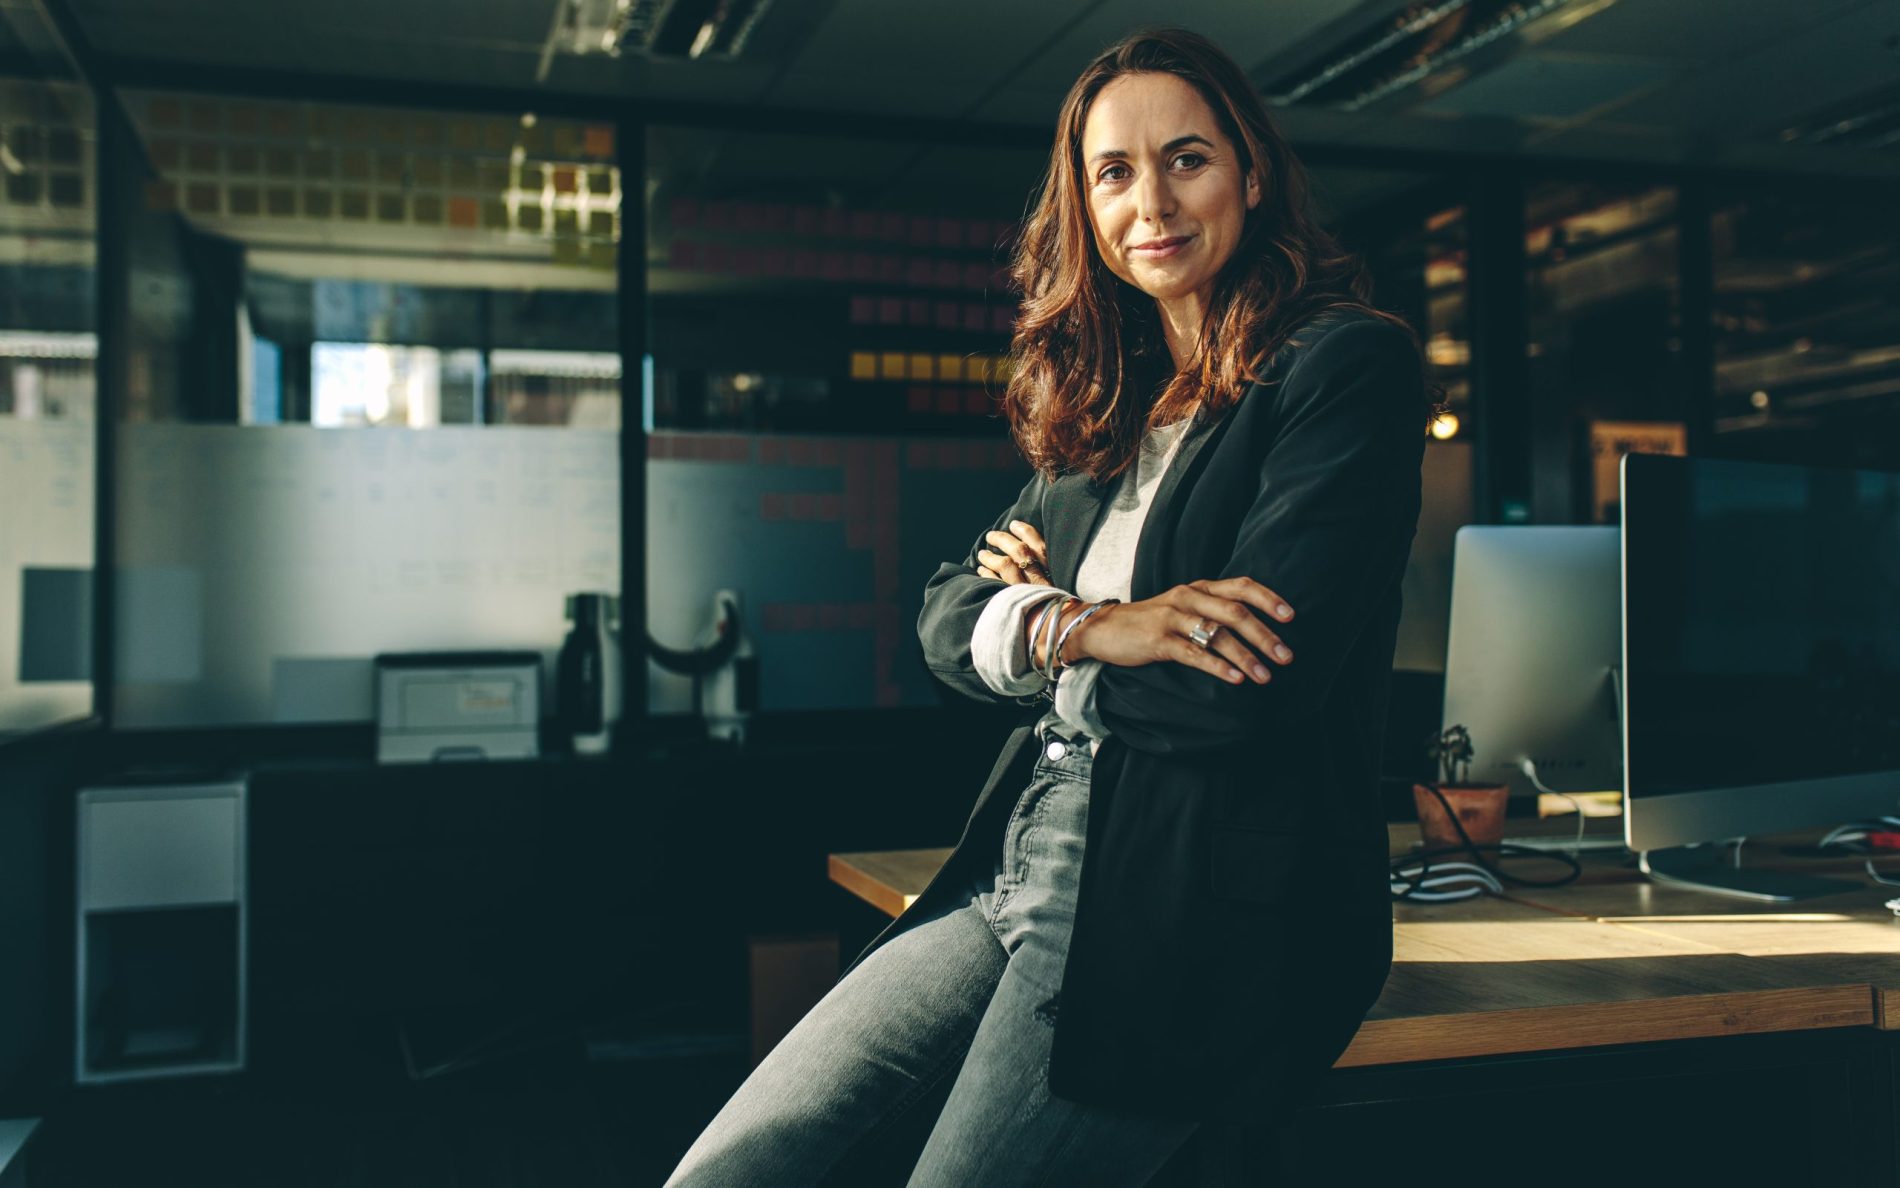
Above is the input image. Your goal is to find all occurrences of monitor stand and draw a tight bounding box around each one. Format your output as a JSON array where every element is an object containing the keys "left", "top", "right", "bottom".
[{"left": 1639, "top": 846, "right": 1861, "bottom": 902}]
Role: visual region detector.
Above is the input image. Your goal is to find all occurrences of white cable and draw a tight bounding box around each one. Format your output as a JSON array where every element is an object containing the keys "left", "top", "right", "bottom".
[
  {"left": 1390, "top": 860, "right": 1503, "bottom": 902},
  {"left": 1818, "top": 815, "right": 1900, "bottom": 887},
  {"left": 1516, "top": 757, "right": 1588, "bottom": 854}
]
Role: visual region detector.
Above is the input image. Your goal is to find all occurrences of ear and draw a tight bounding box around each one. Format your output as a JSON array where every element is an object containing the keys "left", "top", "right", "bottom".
[{"left": 1244, "top": 171, "right": 1261, "bottom": 211}]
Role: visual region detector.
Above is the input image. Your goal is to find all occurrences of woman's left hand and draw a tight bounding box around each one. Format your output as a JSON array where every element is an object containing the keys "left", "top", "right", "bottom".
[{"left": 976, "top": 519, "right": 1052, "bottom": 585}]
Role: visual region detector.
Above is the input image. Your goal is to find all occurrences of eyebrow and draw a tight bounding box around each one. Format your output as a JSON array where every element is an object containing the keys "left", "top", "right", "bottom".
[{"left": 1088, "top": 134, "right": 1215, "bottom": 165}]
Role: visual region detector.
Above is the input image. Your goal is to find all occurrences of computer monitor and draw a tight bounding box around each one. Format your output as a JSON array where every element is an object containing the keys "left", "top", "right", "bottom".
[
  {"left": 1441, "top": 526, "right": 1622, "bottom": 799},
  {"left": 1621, "top": 453, "right": 1900, "bottom": 899}
]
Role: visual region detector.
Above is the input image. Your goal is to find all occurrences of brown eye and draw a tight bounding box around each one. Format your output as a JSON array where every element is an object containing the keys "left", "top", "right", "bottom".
[
  {"left": 1098, "top": 163, "right": 1130, "bottom": 183},
  {"left": 1172, "top": 152, "right": 1205, "bottom": 170}
]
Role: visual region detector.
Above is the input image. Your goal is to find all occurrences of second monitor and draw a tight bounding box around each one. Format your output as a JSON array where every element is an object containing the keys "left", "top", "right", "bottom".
[{"left": 1442, "top": 526, "right": 1622, "bottom": 799}]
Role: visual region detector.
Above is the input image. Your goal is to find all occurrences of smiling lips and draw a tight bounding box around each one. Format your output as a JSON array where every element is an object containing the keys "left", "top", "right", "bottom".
[{"left": 1130, "top": 234, "right": 1193, "bottom": 259}]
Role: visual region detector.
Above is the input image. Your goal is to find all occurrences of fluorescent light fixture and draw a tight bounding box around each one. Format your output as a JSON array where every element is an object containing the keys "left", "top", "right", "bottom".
[
  {"left": 1261, "top": 0, "right": 1608, "bottom": 112},
  {"left": 624, "top": 0, "right": 774, "bottom": 60},
  {"left": 539, "top": 0, "right": 775, "bottom": 72},
  {"left": 1779, "top": 80, "right": 1900, "bottom": 152},
  {"left": 1268, "top": 1, "right": 1469, "bottom": 106}
]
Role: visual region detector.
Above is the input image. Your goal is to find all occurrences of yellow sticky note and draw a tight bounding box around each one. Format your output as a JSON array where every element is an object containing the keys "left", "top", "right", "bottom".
[
  {"left": 908, "top": 354, "right": 934, "bottom": 381},
  {"left": 879, "top": 352, "right": 907, "bottom": 380},
  {"left": 936, "top": 354, "right": 964, "bottom": 382},
  {"left": 849, "top": 352, "right": 878, "bottom": 381}
]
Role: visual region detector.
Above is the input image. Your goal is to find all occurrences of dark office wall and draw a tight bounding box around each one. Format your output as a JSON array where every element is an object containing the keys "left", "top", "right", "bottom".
[
  {"left": 245, "top": 276, "right": 617, "bottom": 360},
  {"left": 0, "top": 730, "right": 94, "bottom": 1110},
  {"left": 0, "top": 263, "right": 94, "bottom": 334},
  {"left": 100, "top": 99, "right": 192, "bottom": 426},
  {"left": 180, "top": 228, "right": 244, "bottom": 423}
]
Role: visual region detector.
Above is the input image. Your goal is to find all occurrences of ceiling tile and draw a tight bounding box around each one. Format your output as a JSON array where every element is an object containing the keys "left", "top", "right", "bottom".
[
  {"left": 1418, "top": 54, "right": 1677, "bottom": 122},
  {"left": 1536, "top": 0, "right": 1874, "bottom": 64},
  {"left": 968, "top": 0, "right": 1345, "bottom": 124},
  {"left": 1605, "top": 0, "right": 1900, "bottom": 140},
  {"left": 765, "top": 0, "right": 1096, "bottom": 118}
]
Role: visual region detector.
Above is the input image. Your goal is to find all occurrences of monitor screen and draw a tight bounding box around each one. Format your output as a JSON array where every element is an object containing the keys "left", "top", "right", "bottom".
[
  {"left": 1442, "top": 526, "right": 1621, "bottom": 798},
  {"left": 1622, "top": 455, "right": 1900, "bottom": 817}
]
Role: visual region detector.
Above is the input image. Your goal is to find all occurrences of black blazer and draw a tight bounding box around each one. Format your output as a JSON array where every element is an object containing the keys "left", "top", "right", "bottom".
[{"left": 845, "top": 308, "right": 1425, "bottom": 1123}]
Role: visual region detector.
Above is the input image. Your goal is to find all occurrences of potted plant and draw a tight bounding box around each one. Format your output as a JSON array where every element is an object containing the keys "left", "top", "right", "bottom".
[{"left": 1415, "top": 724, "right": 1510, "bottom": 851}]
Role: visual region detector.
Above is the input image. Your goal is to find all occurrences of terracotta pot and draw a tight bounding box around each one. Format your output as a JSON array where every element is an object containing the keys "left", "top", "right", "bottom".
[{"left": 1412, "top": 782, "right": 1510, "bottom": 851}]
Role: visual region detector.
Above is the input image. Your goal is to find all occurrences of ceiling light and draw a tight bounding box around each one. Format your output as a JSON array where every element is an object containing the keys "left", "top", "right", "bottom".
[
  {"left": 1267, "top": 0, "right": 1466, "bottom": 106},
  {"left": 1259, "top": 0, "right": 1608, "bottom": 113},
  {"left": 1430, "top": 412, "right": 1461, "bottom": 440},
  {"left": 624, "top": 0, "right": 775, "bottom": 60},
  {"left": 1778, "top": 80, "right": 1900, "bottom": 153}
]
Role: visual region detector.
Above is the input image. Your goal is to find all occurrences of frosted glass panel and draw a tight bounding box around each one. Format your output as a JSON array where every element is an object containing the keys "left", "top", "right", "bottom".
[
  {"left": 646, "top": 433, "right": 1030, "bottom": 713},
  {"left": 114, "top": 424, "right": 617, "bottom": 727},
  {"left": 0, "top": 418, "right": 95, "bottom": 729}
]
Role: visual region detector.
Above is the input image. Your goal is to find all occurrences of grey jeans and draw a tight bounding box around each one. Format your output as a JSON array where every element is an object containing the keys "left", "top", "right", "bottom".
[{"left": 663, "top": 723, "right": 1199, "bottom": 1186}]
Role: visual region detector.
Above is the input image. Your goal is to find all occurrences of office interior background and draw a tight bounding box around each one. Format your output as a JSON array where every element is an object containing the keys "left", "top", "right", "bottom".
[{"left": 2, "top": 0, "right": 1899, "bottom": 1183}]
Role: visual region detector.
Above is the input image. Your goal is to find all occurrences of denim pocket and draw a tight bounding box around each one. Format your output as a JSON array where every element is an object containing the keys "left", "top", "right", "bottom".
[{"left": 1208, "top": 824, "right": 1299, "bottom": 903}]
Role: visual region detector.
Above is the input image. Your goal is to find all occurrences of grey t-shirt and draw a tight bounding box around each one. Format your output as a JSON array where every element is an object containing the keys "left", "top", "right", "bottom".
[{"left": 969, "top": 418, "right": 1193, "bottom": 752}]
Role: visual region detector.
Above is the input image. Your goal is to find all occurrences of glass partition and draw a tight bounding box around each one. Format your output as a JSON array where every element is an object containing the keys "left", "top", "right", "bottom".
[
  {"left": 0, "top": 28, "right": 97, "bottom": 737},
  {"left": 110, "top": 94, "right": 620, "bottom": 728},
  {"left": 1524, "top": 181, "right": 1684, "bottom": 523},
  {"left": 1710, "top": 191, "right": 1900, "bottom": 471},
  {"left": 644, "top": 126, "right": 1043, "bottom": 712}
]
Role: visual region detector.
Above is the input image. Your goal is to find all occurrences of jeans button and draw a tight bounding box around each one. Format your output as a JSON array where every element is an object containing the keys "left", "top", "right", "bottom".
[{"left": 1045, "top": 739, "right": 1067, "bottom": 762}]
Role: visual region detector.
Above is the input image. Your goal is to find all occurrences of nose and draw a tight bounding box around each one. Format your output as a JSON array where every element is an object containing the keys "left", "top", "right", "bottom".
[{"left": 1132, "top": 165, "right": 1176, "bottom": 229}]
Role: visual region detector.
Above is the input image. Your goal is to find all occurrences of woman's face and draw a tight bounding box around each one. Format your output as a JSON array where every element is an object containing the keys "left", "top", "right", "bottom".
[{"left": 1079, "top": 71, "right": 1260, "bottom": 309}]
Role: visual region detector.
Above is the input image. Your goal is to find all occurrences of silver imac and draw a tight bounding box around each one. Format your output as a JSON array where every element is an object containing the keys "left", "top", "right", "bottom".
[
  {"left": 1621, "top": 453, "right": 1900, "bottom": 900},
  {"left": 1441, "top": 526, "right": 1622, "bottom": 800}
]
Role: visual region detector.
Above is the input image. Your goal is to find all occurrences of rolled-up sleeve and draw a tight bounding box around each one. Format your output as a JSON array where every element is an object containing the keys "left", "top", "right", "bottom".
[
  {"left": 918, "top": 471, "right": 1052, "bottom": 705},
  {"left": 972, "top": 584, "right": 1073, "bottom": 697}
]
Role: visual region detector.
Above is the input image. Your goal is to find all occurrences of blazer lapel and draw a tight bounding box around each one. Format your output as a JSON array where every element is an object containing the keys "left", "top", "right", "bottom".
[
  {"left": 1123, "top": 311, "right": 1344, "bottom": 598},
  {"left": 1037, "top": 405, "right": 1233, "bottom": 598},
  {"left": 1128, "top": 407, "right": 1233, "bottom": 599},
  {"left": 1041, "top": 472, "right": 1114, "bottom": 593}
]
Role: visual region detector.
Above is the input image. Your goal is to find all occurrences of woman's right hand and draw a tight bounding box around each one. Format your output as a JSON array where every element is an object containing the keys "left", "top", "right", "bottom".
[{"left": 1066, "top": 578, "right": 1296, "bottom": 686}]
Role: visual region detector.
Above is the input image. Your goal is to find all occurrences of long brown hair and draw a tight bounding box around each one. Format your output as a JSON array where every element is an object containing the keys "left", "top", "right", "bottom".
[{"left": 1005, "top": 27, "right": 1418, "bottom": 483}]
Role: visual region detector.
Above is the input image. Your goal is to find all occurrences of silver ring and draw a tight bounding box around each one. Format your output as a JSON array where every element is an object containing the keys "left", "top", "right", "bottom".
[{"left": 1187, "top": 617, "right": 1216, "bottom": 649}]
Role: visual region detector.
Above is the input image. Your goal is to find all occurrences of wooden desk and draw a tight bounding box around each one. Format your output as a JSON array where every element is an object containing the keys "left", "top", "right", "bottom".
[{"left": 828, "top": 833, "right": 1900, "bottom": 1069}]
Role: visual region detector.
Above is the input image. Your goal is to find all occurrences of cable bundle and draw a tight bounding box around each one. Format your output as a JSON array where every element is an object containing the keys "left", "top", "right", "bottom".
[
  {"left": 1390, "top": 782, "right": 1583, "bottom": 902},
  {"left": 1818, "top": 815, "right": 1900, "bottom": 888}
]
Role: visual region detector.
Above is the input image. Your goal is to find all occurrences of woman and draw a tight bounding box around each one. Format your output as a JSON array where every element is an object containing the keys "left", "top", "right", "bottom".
[{"left": 667, "top": 27, "right": 1427, "bottom": 1186}]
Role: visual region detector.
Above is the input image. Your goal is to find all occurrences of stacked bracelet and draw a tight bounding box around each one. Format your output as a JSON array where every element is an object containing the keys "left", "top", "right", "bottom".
[
  {"left": 1040, "top": 596, "right": 1078, "bottom": 680},
  {"left": 1052, "top": 598, "right": 1119, "bottom": 676},
  {"left": 1026, "top": 596, "right": 1062, "bottom": 683}
]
